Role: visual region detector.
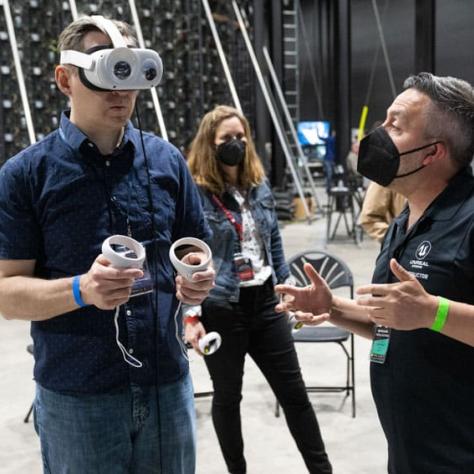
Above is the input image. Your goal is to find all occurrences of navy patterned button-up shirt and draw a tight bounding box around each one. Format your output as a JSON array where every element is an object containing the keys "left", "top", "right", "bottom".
[{"left": 0, "top": 112, "right": 210, "bottom": 393}]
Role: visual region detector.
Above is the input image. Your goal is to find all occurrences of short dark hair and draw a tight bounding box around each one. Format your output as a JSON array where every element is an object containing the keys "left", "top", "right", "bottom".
[
  {"left": 58, "top": 16, "right": 137, "bottom": 52},
  {"left": 403, "top": 72, "right": 474, "bottom": 168}
]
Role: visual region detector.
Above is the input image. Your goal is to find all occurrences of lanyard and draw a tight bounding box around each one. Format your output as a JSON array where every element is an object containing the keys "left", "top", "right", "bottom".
[{"left": 212, "top": 194, "right": 243, "bottom": 241}]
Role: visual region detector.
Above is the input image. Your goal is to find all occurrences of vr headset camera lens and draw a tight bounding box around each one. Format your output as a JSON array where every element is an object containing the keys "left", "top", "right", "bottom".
[
  {"left": 143, "top": 59, "right": 158, "bottom": 81},
  {"left": 114, "top": 61, "right": 132, "bottom": 80}
]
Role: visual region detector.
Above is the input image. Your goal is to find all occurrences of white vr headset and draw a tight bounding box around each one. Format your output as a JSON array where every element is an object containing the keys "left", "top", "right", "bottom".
[{"left": 60, "top": 15, "right": 163, "bottom": 91}]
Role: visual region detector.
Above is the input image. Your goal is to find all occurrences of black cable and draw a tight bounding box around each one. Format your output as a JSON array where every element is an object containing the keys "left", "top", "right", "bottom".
[{"left": 135, "top": 104, "right": 164, "bottom": 474}]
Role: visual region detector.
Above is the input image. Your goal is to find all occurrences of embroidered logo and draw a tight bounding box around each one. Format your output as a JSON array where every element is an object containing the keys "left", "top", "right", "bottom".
[{"left": 415, "top": 241, "right": 431, "bottom": 260}]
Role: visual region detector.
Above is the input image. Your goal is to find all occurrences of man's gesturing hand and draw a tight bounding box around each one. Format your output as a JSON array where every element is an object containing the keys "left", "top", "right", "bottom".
[
  {"left": 275, "top": 263, "right": 333, "bottom": 326},
  {"left": 184, "top": 319, "right": 207, "bottom": 356},
  {"left": 356, "top": 258, "right": 438, "bottom": 330}
]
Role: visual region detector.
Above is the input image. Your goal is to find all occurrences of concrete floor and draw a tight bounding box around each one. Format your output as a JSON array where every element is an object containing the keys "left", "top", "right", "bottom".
[{"left": 0, "top": 210, "right": 388, "bottom": 473}]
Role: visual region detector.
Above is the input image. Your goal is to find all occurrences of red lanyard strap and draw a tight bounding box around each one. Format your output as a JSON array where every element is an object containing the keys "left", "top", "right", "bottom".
[{"left": 212, "top": 194, "right": 243, "bottom": 241}]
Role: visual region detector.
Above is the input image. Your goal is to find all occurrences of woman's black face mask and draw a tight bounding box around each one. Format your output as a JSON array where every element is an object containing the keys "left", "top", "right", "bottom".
[
  {"left": 215, "top": 138, "right": 246, "bottom": 167},
  {"left": 357, "top": 127, "right": 439, "bottom": 187}
]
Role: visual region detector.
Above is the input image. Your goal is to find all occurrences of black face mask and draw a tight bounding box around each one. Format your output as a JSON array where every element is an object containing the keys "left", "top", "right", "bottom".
[
  {"left": 216, "top": 138, "right": 246, "bottom": 167},
  {"left": 357, "top": 127, "right": 439, "bottom": 187}
]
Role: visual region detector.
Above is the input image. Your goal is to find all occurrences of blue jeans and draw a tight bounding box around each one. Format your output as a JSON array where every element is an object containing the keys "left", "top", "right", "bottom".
[{"left": 33, "top": 375, "right": 196, "bottom": 474}]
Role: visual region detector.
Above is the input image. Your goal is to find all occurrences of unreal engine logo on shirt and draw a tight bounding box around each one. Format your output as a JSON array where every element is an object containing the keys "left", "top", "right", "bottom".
[
  {"left": 415, "top": 241, "right": 432, "bottom": 260},
  {"left": 409, "top": 241, "right": 432, "bottom": 280}
]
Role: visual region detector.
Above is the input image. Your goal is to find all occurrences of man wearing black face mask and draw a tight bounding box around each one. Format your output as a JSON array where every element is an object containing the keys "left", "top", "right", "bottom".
[
  {"left": 276, "top": 73, "right": 474, "bottom": 474},
  {"left": 357, "top": 125, "right": 441, "bottom": 187}
]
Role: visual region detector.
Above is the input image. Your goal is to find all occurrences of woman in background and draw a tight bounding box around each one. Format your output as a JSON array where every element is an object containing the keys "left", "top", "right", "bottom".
[{"left": 185, "top": 105, "right": 332, "bottom": 474}]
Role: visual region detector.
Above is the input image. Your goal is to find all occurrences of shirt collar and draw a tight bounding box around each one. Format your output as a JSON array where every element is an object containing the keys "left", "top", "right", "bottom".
[
  {"left": 59, "top": 111, "right": 137, "bottom": 158},
  {"left": 391, "top": 167, "right": 474, "bottom": 231},
  {"left": 422, "top": 167, "right": 474, "bottom": 222}
]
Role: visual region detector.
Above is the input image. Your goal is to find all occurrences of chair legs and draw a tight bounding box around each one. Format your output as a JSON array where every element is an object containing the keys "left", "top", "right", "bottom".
[
  {"left": 350, "top": 336, "right": 356, "bottom": 418},
  {"left": 24, "top": 403, "right": 33, "bottom": 423},
  {"left": 275, "top": 338, "right": 356, "bottom": 418},
  {"left": 24, "top": 344, "right": 35, "bottom": 423},
  {"left": 194, "top": 391, "right": 213, "bottom": 399},
  {"left": 326, "top": 191, "right": 358, "bottom": 244}
]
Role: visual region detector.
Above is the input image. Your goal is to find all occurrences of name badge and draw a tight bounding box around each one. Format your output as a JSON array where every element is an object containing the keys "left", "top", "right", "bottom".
[
  {"left": 370, "top": 325, "right": 391, "bottom": 364},
  {"left": 233, "top": 252, "right": 254, "bottom": 282}
]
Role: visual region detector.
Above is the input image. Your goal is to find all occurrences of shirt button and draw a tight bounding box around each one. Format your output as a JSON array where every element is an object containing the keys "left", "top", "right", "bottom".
[
  {"left": 129, "top": 348, "right": 134, "bottom": 354},
  {"left": 105, "top": 160, "right": 111, "bottom": 167},
  {"left": 126, "top": 310, "right": 132, "bottom": 316},
  {"left": 88, "top": 142, "right": 94, "bottom": 148}
]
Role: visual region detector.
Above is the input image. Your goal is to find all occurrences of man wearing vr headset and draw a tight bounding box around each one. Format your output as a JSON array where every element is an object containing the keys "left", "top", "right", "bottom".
[{"left": 0, "top": 16, "right": 214, "bottom": 473}]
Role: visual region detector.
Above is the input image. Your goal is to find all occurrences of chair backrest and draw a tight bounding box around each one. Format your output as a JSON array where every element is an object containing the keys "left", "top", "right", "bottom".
[{"left": 287, "top": 249, "right": 354, "bottom": 298}]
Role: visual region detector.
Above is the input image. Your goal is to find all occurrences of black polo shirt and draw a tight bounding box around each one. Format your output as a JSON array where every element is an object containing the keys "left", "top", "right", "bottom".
[{"left": 371, "top": 168, "right": 474, "bottom": 473}]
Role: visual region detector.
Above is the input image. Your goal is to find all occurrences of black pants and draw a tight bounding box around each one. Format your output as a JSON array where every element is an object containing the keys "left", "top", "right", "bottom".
[{"left": 201, "top": 279, "right": 332, "bottom": 474}]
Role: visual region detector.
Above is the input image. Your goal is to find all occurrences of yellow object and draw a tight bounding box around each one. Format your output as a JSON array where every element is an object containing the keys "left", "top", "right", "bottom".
[{"left": 357, "top": 105, "right": 369, "bottom": 141}]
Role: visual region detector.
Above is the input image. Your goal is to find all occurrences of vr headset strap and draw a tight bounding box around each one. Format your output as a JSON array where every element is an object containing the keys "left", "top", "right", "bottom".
[
  {"left": 91, "top": 15, "right": 127, "bottom": 48},
  {"left": 60, "top": 50, "right": 94, "bottom": 70}
]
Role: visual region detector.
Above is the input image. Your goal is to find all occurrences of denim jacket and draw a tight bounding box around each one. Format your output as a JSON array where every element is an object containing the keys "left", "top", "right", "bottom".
[{"left": 199, "top": 181, "right": 290, "bottom": 302}]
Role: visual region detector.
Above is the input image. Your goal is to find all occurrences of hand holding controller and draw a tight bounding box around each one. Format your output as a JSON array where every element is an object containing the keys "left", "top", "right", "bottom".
[
  {"left": 170, "top": 237, "right": 215, "bottom": 306},
  {"left": 278, "top": 294, "right": 304, "bottom": 334},
  {"left": 102, "top": 235, "right": 153, "bottom": 297},
  {"left": 184, "top": 316, "right": 222, "bottom": 357},
  {"left": 171, "top": 238, "right": 221, "bottom": 356},
  {"left": 288, "top": 312, "right": 304, "bottom": 333},
  {"left": 102, "top": 235, "right": 146, "bottom": 269},
  {"left": 169, "top": 237, "right": 212, "bottom": 281}
]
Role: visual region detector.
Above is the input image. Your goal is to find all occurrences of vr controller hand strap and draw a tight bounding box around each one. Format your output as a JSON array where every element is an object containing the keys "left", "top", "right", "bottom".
[{"left": 114, "top": 306, "right": 143, "bottom": 368}]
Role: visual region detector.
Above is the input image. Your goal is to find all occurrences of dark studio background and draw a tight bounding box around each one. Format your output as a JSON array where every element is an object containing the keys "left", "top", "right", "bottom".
[{"left": 1, "top": 0, "right": 473, "bottom": 187}]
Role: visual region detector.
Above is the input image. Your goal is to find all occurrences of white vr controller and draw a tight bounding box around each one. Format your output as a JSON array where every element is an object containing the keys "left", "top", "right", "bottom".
[
  {"left": 289, "top": 312, "right": 304, "bottom": 333},
  {"left": 198, "top": 331, "right": 222, "bottom": 355},
  {"left": 169, "top": 237, "right": 212, "bottom": 281},
  {"left": 102, "top": 235, "right": 148, "bottom": 368},
  {"left": 102, "top": 235, "right": 146, "bottom": 269},
  {"left": 170, "top": 237, "right": 221, "bottom": 356}
]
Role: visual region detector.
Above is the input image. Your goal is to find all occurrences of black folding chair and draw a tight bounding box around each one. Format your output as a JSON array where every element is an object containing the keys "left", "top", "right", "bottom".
[
  {"left": 24, "top": 344, "right": 34, "bottom": 423},
  {"left": 326, "top": 185, "right": 360, "bottom": 244},
  {"left": 275, "top": 250, "right": 356, "bottom": 418}
]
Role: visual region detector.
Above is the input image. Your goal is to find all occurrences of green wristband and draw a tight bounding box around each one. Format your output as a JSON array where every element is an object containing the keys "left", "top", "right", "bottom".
[{"left": 431, "top": 297, "right": 449, "bottom": 332}]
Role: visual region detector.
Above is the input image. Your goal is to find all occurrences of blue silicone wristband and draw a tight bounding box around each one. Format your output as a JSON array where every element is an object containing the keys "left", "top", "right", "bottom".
[{"left": 72, "top": 275, "right": 88, "bottom": 308}]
